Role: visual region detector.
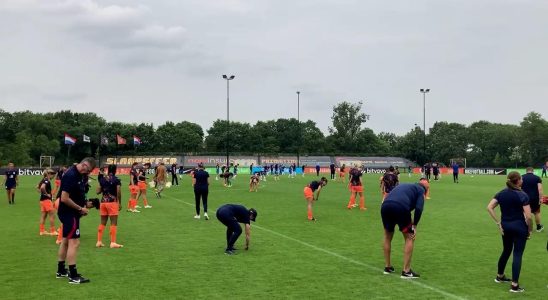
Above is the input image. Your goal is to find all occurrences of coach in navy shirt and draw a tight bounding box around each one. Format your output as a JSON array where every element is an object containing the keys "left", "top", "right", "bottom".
[
  {"left": 192, "top": 163, "right": 210, "bottom": 220},
  {"left": 380, "top": 179, "right": 429, "bottom": 279},
  {"left": 56, "top": 157, "right": 96, "bottom": 284},
  {"left": 487, "top": 171, "right": 532, "bottom": 293},
  {"left": 521, "top": 167, "right": 543, "bottom": 232}
]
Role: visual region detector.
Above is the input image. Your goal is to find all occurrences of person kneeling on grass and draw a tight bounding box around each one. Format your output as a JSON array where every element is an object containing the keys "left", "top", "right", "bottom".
[
  {"left": 381, "top": 178, "right": 429, "bottom": 279},
  {"left": 216, "top": 204, "right": 257, "bottom": 255}
]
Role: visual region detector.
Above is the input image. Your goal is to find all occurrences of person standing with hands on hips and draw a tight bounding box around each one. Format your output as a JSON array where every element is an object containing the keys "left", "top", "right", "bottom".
[{"left": 487, "top": 171, "right": 532, "bottom": 293}]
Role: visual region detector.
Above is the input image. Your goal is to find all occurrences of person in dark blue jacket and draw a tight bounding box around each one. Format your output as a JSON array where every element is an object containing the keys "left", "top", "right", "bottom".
[
  {"left": 216, "top": 204, "right": 257, "bottom": 255},
  {"left": 487, "top": 171, "right": 532, "bottom": 293},
  {"left": 381, "top": 178, "right": 429, "bottom": 279}
]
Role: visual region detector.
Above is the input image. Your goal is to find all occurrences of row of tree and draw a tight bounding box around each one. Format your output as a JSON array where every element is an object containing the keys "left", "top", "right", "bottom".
[{"left": 0, "top": 104, "right": 546, "bottom": 167}]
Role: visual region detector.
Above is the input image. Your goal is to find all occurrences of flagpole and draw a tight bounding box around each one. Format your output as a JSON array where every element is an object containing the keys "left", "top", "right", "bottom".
[{"left": 66, "top": 144, "right": 72, "bottom": 165}]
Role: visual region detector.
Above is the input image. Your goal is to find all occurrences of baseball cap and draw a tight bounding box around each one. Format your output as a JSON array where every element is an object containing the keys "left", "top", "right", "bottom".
[{"left": 249, "top": 208, "right": 258, "bottom": 222}]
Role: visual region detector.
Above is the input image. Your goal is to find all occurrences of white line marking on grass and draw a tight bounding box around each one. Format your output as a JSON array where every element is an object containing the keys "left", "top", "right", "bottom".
[{"left": 162, "top": 194, "right": 465, "bottom": 300}]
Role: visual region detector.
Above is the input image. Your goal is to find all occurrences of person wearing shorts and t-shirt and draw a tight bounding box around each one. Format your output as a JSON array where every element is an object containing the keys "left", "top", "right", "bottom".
[
  {"left": 303, "top": 177, "right": 328, "bottom": 221},
  {"left": 95, "top": 165, "right": 123, "bottom": 249},
  {"left": 347, "top": 167, "right": 366, "bottom": 210},
  {"left": 381, "top": 178, "right": 429, "bottom": 279},
  {"left": 56, "top": 157, "right": 96, "bottom": 284}
]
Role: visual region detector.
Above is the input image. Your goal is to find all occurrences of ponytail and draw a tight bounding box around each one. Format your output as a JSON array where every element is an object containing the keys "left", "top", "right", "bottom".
[{"left": 505, "top": 171, "right": 521, "bottom": 190}]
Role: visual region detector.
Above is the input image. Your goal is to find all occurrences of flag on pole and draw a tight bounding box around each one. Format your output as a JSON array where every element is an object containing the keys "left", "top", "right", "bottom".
[
  {"left": 133, "top": 135, "right": 141, "bottom": 145},
  {"left": 101, "top": 136, "right": 109, "bottom": 145},
  {"left": 83, "top": 134, "right": 91, "bottom": 143},
  {"left": 64, "top": 133, "right": 77, "bottom": 145},
  {"left": 116, "top": 134, "right": 126, "bottom": 145}
]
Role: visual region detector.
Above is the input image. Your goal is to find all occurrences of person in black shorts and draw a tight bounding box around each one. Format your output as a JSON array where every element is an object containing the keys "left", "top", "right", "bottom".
[
  {"left": 487, "top": 171, "right": 532, "bottom": 293},
  {"left": 521, "top": 167, "right": 544, "bottom": 232},
  {"left": 56, "top": 157, "right": 98, "bottom": 284},
  {"left": 4, "top": 162, "right": 18, "bottom": 205},
  {"left": 329, "top": 163, "right": 336, "bottom": 180},
  {"left": 192, "top": 163, "right": 210, "bottom": 220},
  {"left": 381, "top": 178, "right": 429, "bottom": 279},
  {"left": 216, "top": 204, "right": 257, "bottom": 255}
]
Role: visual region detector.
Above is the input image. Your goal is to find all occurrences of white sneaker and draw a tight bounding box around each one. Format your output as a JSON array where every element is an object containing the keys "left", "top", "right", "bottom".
[
  {"left": 131, "top": 209, "right": 141, "bottom": 213},
  {"left": 204, "top": 213, "right": 209, "bottom": 220},
  {"left": 194, "top": 215, "right": 200, "bottom": 219},
  {"left": 135, "top": 205, "right": 142, "bottom": 209},
  {"left": 144, "top": 205, "right": 152, "bottom": 209}
]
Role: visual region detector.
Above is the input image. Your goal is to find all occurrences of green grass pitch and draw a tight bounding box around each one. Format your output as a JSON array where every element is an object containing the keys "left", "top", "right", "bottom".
[{"left": 0, "top": 173, "right": 547, "bottom": 299}]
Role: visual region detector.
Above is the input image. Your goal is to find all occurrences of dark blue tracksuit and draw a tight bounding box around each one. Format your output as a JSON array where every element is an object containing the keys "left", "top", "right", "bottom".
[
  {"left": 494, "top": 188, "right": 529, "bottom": 282},
  {"left": 216, "top": 204, "right": 251, "bottom": 250}
]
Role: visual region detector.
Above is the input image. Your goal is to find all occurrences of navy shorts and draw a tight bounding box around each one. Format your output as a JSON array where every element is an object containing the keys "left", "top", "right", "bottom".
[
  {"left": 58, "top": 214, "right": 81, "bottom": 239},
  {"left": 5, "top": 183, "right": 16, "bottom": 190},
  {"left": 529, "top": 199, "right": 540, "bottom": 214},
  {"left": 381, "top": 202, "right": 412, "bottom": 233}
]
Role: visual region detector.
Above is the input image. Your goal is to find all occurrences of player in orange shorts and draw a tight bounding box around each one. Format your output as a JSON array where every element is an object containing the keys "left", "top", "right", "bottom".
[
  {"left": 303, "top": 177, "right": 328, "bottom": 221},
  {"left": 52, "top": 166, "right": 66, "bottom": 198},
  {"left": 38, "top": 169, "right": 58, "bottom": 236},
  {"left": 347, "top": 167, "right": 366, "bottom": 210},
  {"left": 137, "top": 163, "right": 152, "bottom": 209},
  {"left": 339, "top": 164, "right": 346, "bottom": 182},
  {"left": 95, "top": 165, "right": 123, "bottom": 248},
  {"left": 127, "top": 183, "right": 140, "bottom": 213},
  {"left": 249, "top": 173, "right": 260, "bottom": 192}
]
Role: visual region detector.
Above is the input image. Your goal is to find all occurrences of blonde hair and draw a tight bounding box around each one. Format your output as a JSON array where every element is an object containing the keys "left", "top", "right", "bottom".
[
  {"left": 506, "top": 171, "right": 521, "bottom": 190},
  {"left": 43, "top": 168, "right": 55, "bottom": 177}
]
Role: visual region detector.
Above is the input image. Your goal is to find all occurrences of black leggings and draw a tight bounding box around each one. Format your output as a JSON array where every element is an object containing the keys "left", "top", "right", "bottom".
[
  {"left": 194, "top": 189, "right": 208, "bottom": 215},
  {"left": 171, "top": 174, "right": 178, "bottom": 186},
  {"left": 497, "top": 223, "right": 528, "bottom": 282},
  {"left": 216, "top": 210, "right": 242, "bottom": 250},
  {"left": 453, "top": 173, "right": 458, "bottom": 182}
]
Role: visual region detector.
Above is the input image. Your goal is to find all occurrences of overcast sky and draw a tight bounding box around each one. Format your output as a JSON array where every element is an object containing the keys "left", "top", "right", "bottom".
[{"left": 1, "top": 0, "right": 547, "bottom": 136}]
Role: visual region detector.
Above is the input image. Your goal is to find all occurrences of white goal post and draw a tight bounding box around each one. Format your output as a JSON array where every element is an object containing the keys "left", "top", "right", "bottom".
[{"left": 40, "top": 156, "right": 55, "bottom": 168}]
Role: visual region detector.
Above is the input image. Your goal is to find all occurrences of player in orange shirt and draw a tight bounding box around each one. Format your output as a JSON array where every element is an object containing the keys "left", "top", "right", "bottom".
[
  {"left": 95, "top": 165, "right": 123, "bottom": 248},
  {"left": 347, "top": 167, "right": 366, "bottom": 210},
  {"left": 303, "top": 177, "right": 328, "bottom": 221},
  {"left": 38, "top": 169, "right": 58, "bottom": 236}
]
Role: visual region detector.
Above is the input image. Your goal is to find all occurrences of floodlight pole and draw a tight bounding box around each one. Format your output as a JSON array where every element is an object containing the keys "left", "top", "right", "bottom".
[
  {"left": 420, "top": 88, "right": 430, "bottom": 164},
  {"left": 223, "top": 75, "right": 235, "bottom": 169},
  {"left": 297, "top": 91, "right": 300, "bottom": 167}
]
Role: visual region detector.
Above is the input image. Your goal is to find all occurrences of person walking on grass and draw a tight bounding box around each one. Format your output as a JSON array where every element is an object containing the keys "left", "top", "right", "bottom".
[
  {"left": 4, "top": 162, "right": 18, "bottom": 205},
  {"left": 193, "top": 163, "right": 210, "bottom": 220},
  {"left": 521, "top": 167, "right": 544, "bottom": 233},
  {"left": 487, "top": 171, "right": 532, "bottom": 293},
  {"left": 38, "top": 169, "right": 58, "bottom": 236}
]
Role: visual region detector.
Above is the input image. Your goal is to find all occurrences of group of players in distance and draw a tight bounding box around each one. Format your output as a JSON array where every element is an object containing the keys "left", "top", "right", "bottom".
[{"left": 3, "top": 159, "right": 548, "bottom": 293}]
